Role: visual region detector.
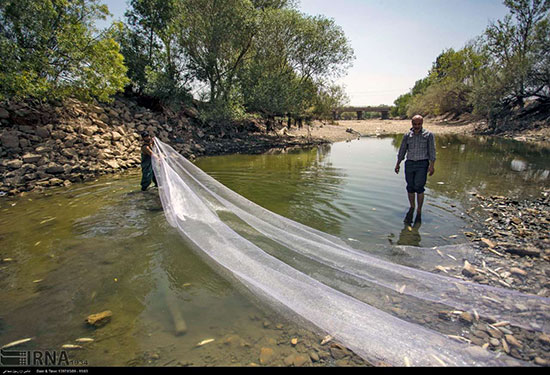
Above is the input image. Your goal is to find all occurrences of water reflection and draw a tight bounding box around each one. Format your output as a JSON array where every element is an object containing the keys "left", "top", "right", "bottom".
[
  {"left": 397, "top": 220, "right": 422, "bottom": 247},
  {"left": 195, "top": 145, "right": 348, "bottom": 236}
]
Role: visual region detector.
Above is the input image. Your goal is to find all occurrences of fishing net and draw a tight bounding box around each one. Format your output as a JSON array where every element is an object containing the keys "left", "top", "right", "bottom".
[{"left": 152, "top": 138, "right": 549, "bottom": 366}]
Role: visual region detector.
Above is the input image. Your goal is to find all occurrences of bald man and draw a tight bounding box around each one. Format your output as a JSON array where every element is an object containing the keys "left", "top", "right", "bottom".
[{"left": 394, "top": 115, "right": 436, "bottom": 223}]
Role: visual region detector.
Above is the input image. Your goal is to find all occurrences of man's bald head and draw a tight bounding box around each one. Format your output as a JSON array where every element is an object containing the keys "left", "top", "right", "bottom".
[
  {"left": 412, "top": 115, "right": 423, "bottom": 125},
  {"left": 411, "top": 115, "right": 423, "bottom": 133}
]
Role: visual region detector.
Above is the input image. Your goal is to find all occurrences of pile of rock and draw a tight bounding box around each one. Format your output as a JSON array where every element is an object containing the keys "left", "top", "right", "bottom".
[
  {"left": 0, "top": 96, "right": 327, "bottom": 197},
  {"left": 0, "top": 96, "right": 202, "bottom": 196}
]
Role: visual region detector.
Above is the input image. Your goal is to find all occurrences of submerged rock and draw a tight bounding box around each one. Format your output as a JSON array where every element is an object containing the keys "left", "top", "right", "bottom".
[
  {"left": 259, "top": 347, "right": 275, "bottom": 365},
  {"left": 462, "top": 261, "right": 477, "bottom": 277},
  {"left": 85, "top": 310, "right": 112, "bottom": 327}
]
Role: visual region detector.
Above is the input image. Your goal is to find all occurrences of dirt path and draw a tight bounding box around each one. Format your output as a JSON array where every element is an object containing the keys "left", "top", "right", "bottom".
[{"left": 287, "top": 119, "right": 476, "bottom": 143}]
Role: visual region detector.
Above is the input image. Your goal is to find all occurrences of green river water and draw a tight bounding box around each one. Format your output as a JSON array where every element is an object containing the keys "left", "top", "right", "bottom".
[{"left": 0, "top": 135, "right": 548, "bottom": 366}]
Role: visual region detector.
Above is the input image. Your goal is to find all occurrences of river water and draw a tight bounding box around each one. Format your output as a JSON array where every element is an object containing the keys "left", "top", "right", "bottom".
[{"left": 0, "top": 135, "right": 548, "bottom": 366}]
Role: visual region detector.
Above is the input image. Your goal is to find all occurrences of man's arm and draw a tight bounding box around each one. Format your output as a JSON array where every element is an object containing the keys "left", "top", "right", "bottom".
[
  {"left": 395, "top": 134, "right": 408, "bottom": 173},
  {"left": 428, "top": 133, "right": 436, "bottom": 176},
  {"left": 142, "top": 144, "right": 153, "bottom": 156}
]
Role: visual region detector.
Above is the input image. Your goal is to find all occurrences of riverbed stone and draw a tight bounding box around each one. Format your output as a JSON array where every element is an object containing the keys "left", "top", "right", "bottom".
[
  {"left": 45, "top": 163, "right": 64, "bottom": 174},
  {"left": 505, "top": 334, "right": 522, "bottom": 348},
  {"left": 539, "top": 333, "right": 550, "bottom": 345},
  {"left": 534, "top": 357, "right": 549, "bottom": 366},
  {"left": 48, "top": 178, "right": 63, "bottom": 186},
  {"left": 504, "top": 245, "right": 541, "bottom": 257},
  {"left": 462, "top": 261, "right": 477, "bottom": 277},
  {"left": 259, "top": 347, "right": 275, "bottom": 365},
  {"left": 329, "top": 344, "right": 350, "bottom": 360},
  {"left": 309, "top": 351, "right": 320, "bottom": 362},
  {"left": 292, "top": 355, "right": 309, "bottom": 367},
  {"left": 459, "top": 312, "right": 473, "bottom": 324},
  {"left": 510, "top": 267, "right": 527, "bottom": 276},
  {"left": 111, "top": 131, "right": 122, "bottom": 141},
  {"left": 86, "top": 310, "right": 112, "bottom": 327}
]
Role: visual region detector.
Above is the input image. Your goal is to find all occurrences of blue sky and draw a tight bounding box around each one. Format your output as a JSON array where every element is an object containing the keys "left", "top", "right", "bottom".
[{"left": 99, "top": 0, "right": 510, "bottom": 106}]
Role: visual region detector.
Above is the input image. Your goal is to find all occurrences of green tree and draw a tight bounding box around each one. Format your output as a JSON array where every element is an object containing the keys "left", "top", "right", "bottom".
[
  {"left": 178, "top": 0, "right": 258, "bottom": 108},
  {"left": 312, "top": 84, "right": 350, "bottom": 121},
  {"left": 0, "top": 0, "right": 128, "bottom": 101},
  {"left": 239, "top": 7, "right": 354, "bottom": 119},
  {"left": 391, "top": 93, "right": 412, "bottom": 117},
  {"left": 412, "top": 46, "right": 484, "bottom": 116},
  {"left": 475, "top": 0, "right": 550, "bottom": 113},
  {"left": 399, "top": 76, "right": 432, "bottom": 117},
  {"left": 120, "top": 0, "right": 191, "bottom": 102}
]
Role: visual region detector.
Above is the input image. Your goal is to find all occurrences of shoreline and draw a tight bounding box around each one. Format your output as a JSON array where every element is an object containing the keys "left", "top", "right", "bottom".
[
  {"left": 286, "top": 118, "right": 550, "bottom": 145},
  {"left": 1, "top": 93, "right": 549, "bottom": 198}
]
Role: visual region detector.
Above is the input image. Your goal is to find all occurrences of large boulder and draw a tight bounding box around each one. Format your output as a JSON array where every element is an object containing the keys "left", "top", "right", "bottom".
[
  {"left": 0, "top": 107, "right": 10, "bottom": 119},
  {"left": 22, "top": 153, "right": 42, "bottom": 164},
  {"left": 1, "top": 133, "right": 20, "bottom": 149},
  {"left": 35, "top": 127, "right": 50, "bottom": 138},
  {"left": 6, "top": 159, "right": 23, "bottom": 169},
  {"left": 45, "top": 163, "right": 65, "bottom": 174}
]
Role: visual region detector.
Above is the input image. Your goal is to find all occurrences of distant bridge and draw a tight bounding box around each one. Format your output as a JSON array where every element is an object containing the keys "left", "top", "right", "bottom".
[{"left": 333, "top": 106, "right": 391, "bottom": 120}]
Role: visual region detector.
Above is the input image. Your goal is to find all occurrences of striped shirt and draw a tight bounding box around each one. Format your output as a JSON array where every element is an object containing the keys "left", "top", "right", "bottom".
[{"left": 397, "top": 128, "right": 436, "bottom": 163}]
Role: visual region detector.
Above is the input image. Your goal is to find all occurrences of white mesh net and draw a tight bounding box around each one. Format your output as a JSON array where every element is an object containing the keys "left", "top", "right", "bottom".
[{"left": 152, "top": 138, "right": 549, "bottom": 366}]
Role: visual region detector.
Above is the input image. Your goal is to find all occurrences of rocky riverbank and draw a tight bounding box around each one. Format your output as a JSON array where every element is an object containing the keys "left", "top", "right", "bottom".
[
  {"left": 436, "top": 190, "right": 550, "bottom": 366},
  {"left": 2, "top": 96, "right": 547, "bottom": 197},
  {"left": 0, "top": 97, "right": 329, "bottom": 197}
]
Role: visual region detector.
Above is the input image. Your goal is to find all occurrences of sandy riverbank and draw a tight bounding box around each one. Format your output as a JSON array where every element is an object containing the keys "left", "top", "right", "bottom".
[
  {"left": 287, "top": 119, "right": 477, "bottom": 143},
  {"left": 287, "top": 118, "right": 550, "bottom": 145}
]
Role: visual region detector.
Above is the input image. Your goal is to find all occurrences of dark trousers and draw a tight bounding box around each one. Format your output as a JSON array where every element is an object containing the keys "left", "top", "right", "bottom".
[
  {"left": 404, "top": 160, "right": 429, "bottom": 194},
  {"left": 141, "top": 163, "right": 157, "bottom": 191}
]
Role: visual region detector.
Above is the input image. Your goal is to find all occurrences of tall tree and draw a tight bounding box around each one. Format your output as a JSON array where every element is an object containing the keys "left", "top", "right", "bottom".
[
  {"left": 239, "top": 8, "right": 354, "bottom": 118},
  {"left": 120, "top": 0, "right": 189, "bottom": 100},
  {"left": 481, "top": 0, "right": 550, "bottom": 107},
  {"left": 0, "top": 0, "right": 128, "bottom": 101},
  {"left": 178, "top": 0, "right": 258, "bottom": 107}
]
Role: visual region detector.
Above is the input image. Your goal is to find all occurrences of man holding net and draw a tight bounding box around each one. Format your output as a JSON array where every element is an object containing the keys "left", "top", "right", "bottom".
[
  {"left": 394, "top": 115, "right": 436, "bottom": 224},
  {"left": 140, "top": 132, "right": 158, "bottom": 191}
]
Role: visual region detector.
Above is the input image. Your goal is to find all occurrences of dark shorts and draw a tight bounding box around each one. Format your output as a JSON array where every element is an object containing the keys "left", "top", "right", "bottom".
[{"left": 404, "top": 160, "right": 429, "bottom": 194}]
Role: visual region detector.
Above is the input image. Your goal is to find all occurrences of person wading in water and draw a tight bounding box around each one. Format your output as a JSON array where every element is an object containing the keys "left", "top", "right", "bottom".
[
  {"left": 394, "top": 115, "right": 436, "bottom": 224},
  {"left": 140, "top": 132, "right": 158, "bottom": 191}
]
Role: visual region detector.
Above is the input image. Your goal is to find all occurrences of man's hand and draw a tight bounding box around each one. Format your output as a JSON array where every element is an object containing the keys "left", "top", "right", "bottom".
[
  {"left": 394, "top": 164, "right": 400, "bottom": 174},
  {"left": 428, "top": 165, "right": 435, "bottom": 176}
]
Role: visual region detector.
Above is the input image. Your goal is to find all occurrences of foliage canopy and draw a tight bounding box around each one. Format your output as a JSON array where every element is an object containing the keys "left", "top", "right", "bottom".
[{"left": 0, "top": 0, "right": 129, "bottom": 102}]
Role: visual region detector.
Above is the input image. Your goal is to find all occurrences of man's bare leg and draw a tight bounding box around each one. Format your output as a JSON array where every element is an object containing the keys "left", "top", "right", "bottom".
[
  {"left": 408, "top": 193, "right": 416, "bottom": 209},
  {"left": 416, "top": 193, "right": 424, "bottom": 214},
  {"left": 404, "top": 193, "right": 416, "bottom": 224},
  {"left": 415, "top": 193, "right": 424, "bottom": 223}
]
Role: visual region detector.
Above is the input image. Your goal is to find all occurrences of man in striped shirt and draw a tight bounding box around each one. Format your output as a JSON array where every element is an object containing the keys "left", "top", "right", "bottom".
[{"left": 394, "top": 115, "right": 436, "bottom": 223}]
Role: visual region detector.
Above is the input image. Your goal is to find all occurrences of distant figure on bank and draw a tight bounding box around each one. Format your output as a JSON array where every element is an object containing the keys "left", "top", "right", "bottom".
[
  {"left": 141, "top": 132, "right": 158, "bottom": 191},
  {"left": 394, "top": 115, "right": 436, "bottom": 224}
]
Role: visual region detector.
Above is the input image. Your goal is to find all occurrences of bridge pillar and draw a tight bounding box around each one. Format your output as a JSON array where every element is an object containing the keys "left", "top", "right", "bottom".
[{"left": 356, "top": 111, "right": 363, "bottom": 120}]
